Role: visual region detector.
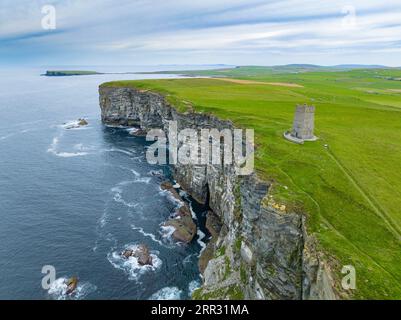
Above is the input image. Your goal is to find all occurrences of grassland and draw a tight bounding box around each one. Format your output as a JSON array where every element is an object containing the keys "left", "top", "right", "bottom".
[{"left": 101, "top": 66, "right": 401, "bottom": 299}]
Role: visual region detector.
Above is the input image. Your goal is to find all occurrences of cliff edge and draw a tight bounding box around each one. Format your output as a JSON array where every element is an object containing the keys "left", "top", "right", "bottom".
[{"left": 99, "top": 84, "right": 339, "bottom": 300}]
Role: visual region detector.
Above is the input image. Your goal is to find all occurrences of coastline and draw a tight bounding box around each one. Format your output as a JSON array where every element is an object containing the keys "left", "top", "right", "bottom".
[{"left": 98, "top": 84, "right": 339, "bottom": 300}]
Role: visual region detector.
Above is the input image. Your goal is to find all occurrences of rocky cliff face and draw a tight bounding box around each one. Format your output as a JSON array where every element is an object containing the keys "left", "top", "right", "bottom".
[{"left": 99, "top": 85, "right": 338, "bottom": 300}]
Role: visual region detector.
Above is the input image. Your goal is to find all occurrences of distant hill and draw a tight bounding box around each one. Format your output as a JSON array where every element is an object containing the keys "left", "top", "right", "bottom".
[{"left": 333, "top": 64, "right": 389, "bottom": 69}]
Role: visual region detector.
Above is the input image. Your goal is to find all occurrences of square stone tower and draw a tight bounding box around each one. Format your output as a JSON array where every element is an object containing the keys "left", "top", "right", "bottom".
[{"left": 291, "top": 104, "right": 315, "bottom": 140}]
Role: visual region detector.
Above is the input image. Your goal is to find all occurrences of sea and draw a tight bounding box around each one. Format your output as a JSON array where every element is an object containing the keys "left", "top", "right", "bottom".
[{"left": 0, "top": 65, "right": 222, "bottom": 299}]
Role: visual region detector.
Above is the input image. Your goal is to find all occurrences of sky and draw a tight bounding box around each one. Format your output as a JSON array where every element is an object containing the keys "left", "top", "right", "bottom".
[{"left": 1, "top": 0, "right": 401, "bottom": 67}]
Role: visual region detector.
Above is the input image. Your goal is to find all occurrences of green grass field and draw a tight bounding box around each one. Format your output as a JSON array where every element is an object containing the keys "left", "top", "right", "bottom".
[{"left": 102, "top": 67, "right": 401, "bottom": 299}]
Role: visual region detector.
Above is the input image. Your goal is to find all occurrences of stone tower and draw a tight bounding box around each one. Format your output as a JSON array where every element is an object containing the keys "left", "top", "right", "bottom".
[
  {"left": 291, "top": 104, "right": 315, "bottom": 140},
  {"left": 284, "top": 104, "right": 317, "bottom": 143}
]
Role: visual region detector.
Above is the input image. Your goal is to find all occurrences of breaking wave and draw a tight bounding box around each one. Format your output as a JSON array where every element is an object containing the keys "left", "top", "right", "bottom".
[
  {"left": 47, "top": 136, "right": 90, "bottom": 158},
  {"left": 111, "top": 186, "right": 139, "bottom": 208},
  {"left": 131, "top": 225, "right": 165, "bottom": 247},
  {"left": 196, "top": 229, "right": 207, "bottom": 256},
  {"left": 160, "top": 225, "right": 176, "bottom": 243},
  {"left": 47, "top": 277, "right": 97, "bottom": 300},
  {"left": 148, "top": 287, "right": 182, "bottom": 300},
  {"left": 188, "top": 280, "right": 201, "bottom": 297},
  {"left": 59, "top": 120, "right": 91, "bottom": 130}
]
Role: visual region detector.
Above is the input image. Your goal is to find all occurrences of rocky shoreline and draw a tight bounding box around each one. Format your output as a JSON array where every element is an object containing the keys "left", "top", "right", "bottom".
[{"left": 98, "top": 84, "right": 339, "bottom": 300}]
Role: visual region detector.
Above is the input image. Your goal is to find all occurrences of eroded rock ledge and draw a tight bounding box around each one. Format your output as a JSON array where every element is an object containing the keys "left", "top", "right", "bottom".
[{"left": 99, "top": 85, "right": 338, "bottom": 300}]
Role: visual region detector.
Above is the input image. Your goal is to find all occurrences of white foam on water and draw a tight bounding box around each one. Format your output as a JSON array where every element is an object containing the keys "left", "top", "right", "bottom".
[
  {"left": 148, "top": 169, "right": 164, "bottom": 177},
  {"left": 107, "top": 244, "right": 162, "bottom": 281},
  {"left": 188, "top": 280, "right": 201, "bottom": 297},
  {"left": 99, "top": 207, "right": 108, "bottom": 228},
  {"left": 179, "top": 190, "right": 188, "bottom": 197},
  {"left": 135, "top": 177, "right": 151, "bottom": 184},
  {"left": 159, "top": 189, "right": 185, "bottom": 208},
  {"left": 131, "top": 225, "right": 165, "bottom": 247},
  {"left": 110, "top": 164, "right": 141, "bottom": 178},
  {"left": 104, "top": 148, "right": 134, "bottom": 156},
  {"left": 0, "top": 133, "right": 16, "bottom": 141},
  {"left": 111, "top": 186, "right": 139, "bottom": 208},
  {"left": 60, "top": 120, "right": 91, "bottom": 130},
  {"left": 55, "top": 151, "right": 90, "bottom": 158},
  {"left": 196, "top": 229, "right": 207, "bottom": 256},
  {"left": 73, "top": 143, "right": 93, "bottom": 151},
  {"left": 130, "top": 169, "right": 140, "bottom": 177},
  {"left": 160, "top": 225, "right": 176, "bottom": 243},
  {"left": 1, "top": 119, "right": 44, "bottom": 130},
  {"left": 0, "top": 128, "right": 36, "bottom": 141},
  {"left": 20, "top": 128, "right": 36, "bottom": 134},
  {"left": 188, "top": 202, "right": 198, "bottom": 220},
  {"left": 173, "top": 183, "right": 181, "bottom": 188},
  {"left": 182, "top": 254, "right": 194, "bottom": 265},
  {"left": 148, "top": 287, "right": 182, "bottom": 300},
  {"left": 180, "top": 192, "right": 198, "bottom": 220},
  {"left": 47, "top": 136, "right": 90, "bottom": 158},
  {"left": 47, "top": 277, "right": 97, "bottom": 300},
  {"left": 126, "top": 127, "right": 139, "bottom": 133}
]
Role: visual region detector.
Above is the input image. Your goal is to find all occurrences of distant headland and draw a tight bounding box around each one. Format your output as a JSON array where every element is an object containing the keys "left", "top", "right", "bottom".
[{"left": 44, "top": 70, "right": 103, "bottom": 76}]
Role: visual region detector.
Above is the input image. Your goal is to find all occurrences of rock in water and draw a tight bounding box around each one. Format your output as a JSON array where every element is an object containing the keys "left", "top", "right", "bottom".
[
  {"left": 66, "top": 276, "right": 78, "bottom": 295},
  {"left": 160, "top": 181, "right": 197, "bottom": 243},
  {"left": 164, "top": 206, "right": 197, "bottom": 243},
  {"left": 78, "top": 118, "right": 88, "bottom": 126},
  {"left": 122, "top": 245, "right": 153, "bottom": 266},
  {"left": 122, "top": 249, "right": 133, "bottom": 259},
  {"left": 160, "top": 181, "right": 183, "bottom": 202},
  {"left": 133, "top": 244, "right": 153, "bottom": 266},
  {"left": 65, "top": 118, "right": 88, "bottom": 129}
]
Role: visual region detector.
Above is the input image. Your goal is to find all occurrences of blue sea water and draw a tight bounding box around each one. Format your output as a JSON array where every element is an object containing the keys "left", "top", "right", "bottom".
[{"left": 0, "top": 66, "right": 211, "bottom": 300}]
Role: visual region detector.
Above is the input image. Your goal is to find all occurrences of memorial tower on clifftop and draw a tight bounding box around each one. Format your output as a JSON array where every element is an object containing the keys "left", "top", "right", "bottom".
[{"left": 284, "top": 104, "right": 317, "bottom": 144}]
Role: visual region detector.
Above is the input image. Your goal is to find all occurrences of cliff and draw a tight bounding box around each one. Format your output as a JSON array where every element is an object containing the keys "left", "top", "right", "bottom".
[{"left": 99, "top": 85, "right": 339, "bottom": 300}]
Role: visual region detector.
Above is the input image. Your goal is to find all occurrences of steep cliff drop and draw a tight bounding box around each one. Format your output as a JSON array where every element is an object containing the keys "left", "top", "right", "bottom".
[{"left": 99, "top": 84, "right": 339, "bottom": 300}]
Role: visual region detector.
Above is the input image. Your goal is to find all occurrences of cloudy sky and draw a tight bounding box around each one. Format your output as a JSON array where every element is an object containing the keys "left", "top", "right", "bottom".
[{"left": 1, "top": 0, "right": 401, "bottom": 66}]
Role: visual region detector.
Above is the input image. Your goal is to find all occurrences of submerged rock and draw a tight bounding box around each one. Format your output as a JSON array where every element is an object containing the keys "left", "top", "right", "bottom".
[{"left": 65, "top": 276, "right": 78, "bottom": 295}]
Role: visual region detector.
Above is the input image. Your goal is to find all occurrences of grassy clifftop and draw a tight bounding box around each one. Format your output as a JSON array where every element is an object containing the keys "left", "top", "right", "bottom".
[{"left": 101, "top": 68, "right": 401, "bottom": 299}]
